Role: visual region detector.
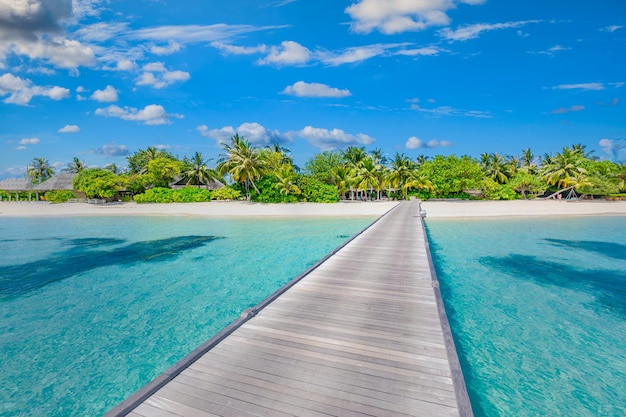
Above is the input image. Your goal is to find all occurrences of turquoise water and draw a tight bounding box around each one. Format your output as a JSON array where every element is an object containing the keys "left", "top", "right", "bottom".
[
  {"left": 425, "top": 216, "right": 626, "bottom": 417},
  {"left": 0, "top": 215, "right": 375, "bottom": 417}
]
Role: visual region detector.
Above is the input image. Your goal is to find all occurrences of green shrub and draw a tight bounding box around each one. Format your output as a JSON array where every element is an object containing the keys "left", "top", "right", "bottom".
[
  {"left": 251, "top": 176, "right": 298, "bottom": 203},
  {"left": 134, "top": 187, "right": 174, "bottom": 203},
  {"left": 45, "top": 190, "right": 75, "bottom": 203},
  {"left": 296, "top": 176, "right": 339, "bottom": 203},
  {"left": 173, "top": 187, "right": 211, "bottom": 202},
  {"left": 211, "top": 186, "right": 242, "bottom": 200}
]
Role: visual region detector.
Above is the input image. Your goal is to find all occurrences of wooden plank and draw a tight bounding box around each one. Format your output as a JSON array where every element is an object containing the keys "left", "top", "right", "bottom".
[{"left": 105, "top": 201, "right": 472, "bottom": 417}]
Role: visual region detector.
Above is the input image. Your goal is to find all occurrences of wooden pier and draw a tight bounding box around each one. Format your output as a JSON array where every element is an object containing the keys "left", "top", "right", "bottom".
[{"left": 106, "top": 201, "right": 473, "bottom": 417}]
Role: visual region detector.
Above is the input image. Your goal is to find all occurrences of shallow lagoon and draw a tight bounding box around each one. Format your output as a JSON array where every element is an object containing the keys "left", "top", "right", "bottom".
[
  {"left": 425, "top": 216, "right": 626, "bottom": 416},
  {"left": 0, "top": 216, "right": 375, "bottom": 416}
]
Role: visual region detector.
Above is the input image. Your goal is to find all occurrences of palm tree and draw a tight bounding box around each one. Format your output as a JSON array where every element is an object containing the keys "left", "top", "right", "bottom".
[
  {"left": 217, "top": 134, "right": 267, "bottom": 200},
  {"left": 64, "top": 157, "right": 87, "bottom": 173},
  {"left": 104, "top": 163, "right": 119, "bottom": 174},
  {"left": 182, "top": 152, "right": 219, "bottom": 189},
  {"left": 415, "top": 155, "right": 429, "bottom": 167},
  {"left": 385, "top": 153, "right": 414, "bottom": 199},
  {"left": 341, "top": 146, "right": 367, "bottom": 167},
  {"left": 27, "top": 157, "right": 55, "bottom": 184},
  {"left": 370, "top": 148, "right": 387, "bottom": 166},
  {"left": 481, "top": 153, "right": 513, "bottom": 184},
  {"left": 404, "top": 170, "right": 434, "bottom": 196},
  {"left": 615, "top": 164, "right": 626, "bottom": 191},
  {"left": 331, "top": 165, "right": 352, "bottom": 200},
  {"left": 542, "top": 146, "right": 587, "bottom": 189},
  {"left": 274, "top": 165, "right": 301, "bottom": 196},
  {"left": 519, "top": 148, "right": 539, "bottom": 174},
  {"left": 353, "top": 157, "right": 382, "bottom": 200}
]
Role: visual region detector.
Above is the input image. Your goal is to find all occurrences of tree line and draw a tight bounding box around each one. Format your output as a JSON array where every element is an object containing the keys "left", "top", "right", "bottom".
[{"left": 17, "top": 136, "right": 626, "bottom": 202}]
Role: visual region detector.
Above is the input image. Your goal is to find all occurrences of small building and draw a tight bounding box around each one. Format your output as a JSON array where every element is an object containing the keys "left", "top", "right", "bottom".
[
  {"left": 0, "top": 178, "right": 37, "bottom": 201},
  {"left": 33, "top": 173, "right": 77, "bottom": 192},
  {"left": 169, "top": 176, "right": 225, "bottom": 190}
]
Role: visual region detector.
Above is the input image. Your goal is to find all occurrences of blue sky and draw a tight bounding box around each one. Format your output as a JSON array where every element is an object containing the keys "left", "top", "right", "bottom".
[{"left": 1, "top": 0, "right": 625, "bottom": 178}]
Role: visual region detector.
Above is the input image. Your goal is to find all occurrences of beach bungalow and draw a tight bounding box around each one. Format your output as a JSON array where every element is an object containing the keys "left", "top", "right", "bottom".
[
  {"left": 169, "top": 176, "right": 225, "bottom": 190},
  {"left": 34, "top": 172, "right": 77, "bottom": 193},
  {"left": 0, "top": 178, "right": 37, "bottom": 201}
]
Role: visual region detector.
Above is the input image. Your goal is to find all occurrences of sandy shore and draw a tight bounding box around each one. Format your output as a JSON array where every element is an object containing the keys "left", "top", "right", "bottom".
[
  {"left": 421, "top": 199, "right": 626, "bottom": 218},
  {"left": 0, "top": 201, "right": 400, "bottom": 217},
  {"left": 1, "top": 199, "right": 625, "bottom": 218}
]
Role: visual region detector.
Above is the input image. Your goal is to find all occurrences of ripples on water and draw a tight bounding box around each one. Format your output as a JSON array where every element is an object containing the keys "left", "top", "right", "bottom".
[
  {"left": 425, "top": 216, "right": 626, "bottom": 417},
  {"left": 0, "top": 215, "right": 374, "bottom": 417}
]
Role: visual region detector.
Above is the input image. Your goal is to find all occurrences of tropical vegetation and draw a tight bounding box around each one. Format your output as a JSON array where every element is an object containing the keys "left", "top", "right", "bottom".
[{"left": 4, "top": 139, "right": 626, "bottom": 203}]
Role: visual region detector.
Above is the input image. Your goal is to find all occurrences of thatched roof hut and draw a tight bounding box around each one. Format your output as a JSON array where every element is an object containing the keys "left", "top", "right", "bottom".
[
  {"left": 34, "top": 173, "right": 76, "bottom": 191},
  {"left": 0, "top": 178, "right": 34, "bottom": 191}
]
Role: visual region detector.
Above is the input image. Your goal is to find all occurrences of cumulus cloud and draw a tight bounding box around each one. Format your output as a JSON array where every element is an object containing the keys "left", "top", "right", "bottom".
[
  {"left": 345, "top": 0, "right": 486, "bottom": 35},
  {"left": 281, "top": 81, "right": 351, "bottom": 98},
  {"left": 58, "top": 124, "right": 80, "bottom": 133},
  {"left": 97, "top": 143, "right": 130, "bottom": 157},
  {"left": 0, "top": 73, "right": 69, "bottom": 105},
  {"left": 406, "top": 136, "right": 451, "bottom": 149},
  {"left": 439, "top": 20, "right": 540, "bottom": 41},
  {"left": 9, "top": 36, "right": 96, "bottom": 69},
  {"left": 599, "top": 138, "right": 626, "bottom": 163},
  {"left": 197, "top": 122, "right": 290, "bottom": 145},
  {"left": 0, "top": 0, "right": 71, "bottom": 40},
  {"left": 136, "top": 62, "right": 190, "bottom": 89},
  {"left": 551, "top": 105, "right": 585, "bottom": 114},
  {"left": 294, "top": 126, "right": 375, "bottom": 151},
  {"left": 95, "top": 104, "right": 183, "bottom": 125},
  {"left": 257, "top": 41, "right": 311, "bottom": 66},
  {"left": 91, "top": 85, "right": 118, "bottom": 102},
  {"left": 150, "top": 41, "right": 182, "bottom": 55}
]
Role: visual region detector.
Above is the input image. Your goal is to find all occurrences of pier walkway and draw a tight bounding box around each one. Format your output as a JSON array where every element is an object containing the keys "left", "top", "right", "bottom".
[{"left": 106, "top": 201, "right": 472, "bottom": 417}]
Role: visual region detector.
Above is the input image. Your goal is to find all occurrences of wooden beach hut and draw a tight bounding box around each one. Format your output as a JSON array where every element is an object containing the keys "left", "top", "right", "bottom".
[
  {"left": 0, "top": 178, "right": 36, "bottom": 201},
  {"left": 33, "top": 173, "right": 77, "bottom": 193}
]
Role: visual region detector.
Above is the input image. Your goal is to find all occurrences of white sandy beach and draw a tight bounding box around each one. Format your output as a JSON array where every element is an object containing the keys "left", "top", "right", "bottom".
[{"left": 1, "top": 199, "right": 626, "bottom": 218}]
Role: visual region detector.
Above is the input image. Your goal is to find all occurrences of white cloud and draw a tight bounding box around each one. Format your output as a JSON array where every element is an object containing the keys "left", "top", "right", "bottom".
[
  {"left": 19, "top": 137, "right": 40, "bottom": 145},
  {"left": 0, "top": 73, "right": 69, "bottom": 105},
  {"left": 95, "top": 104, "right": 183, "bottom": 125},
  {"left": 58, "top": 124, "right": 80, "bottom": 133},
  {"left": 150, "top": 41, "right": 182, "bottom": 55},
  {"left": 601, "top": 25, "right": 623, "bottom": 33},
  {"left": 197, "top": 122, "right": 290, "bottom": 145},
  {"left": 411, "top": 103, "right": 492, "bottom": 118},
  {"left": 439, "top": 20, "right": 539, "bottom": 41},
  {"left": 131, "top": 24, "right": 285, "bottom": 43},
  {"left": 599, "top": 138, "right": 626, "bottom": 163},
  {"left": 295, "top": 126, "right": 375, "bottom": 151},
  {"left": 552, "top": 83, "right": 605, "bottom": 91},
  {"left": 11, "top": 37, "right": 96, "bottom": 68},
  {"left": 406, "top": 136, "right": 451, "bottom": 149},
  {"left": 136, "top": 62, "right": 190, "bottom": 89},
  {"left": 551, "top": 105, "right": 585, "bottom": 114},
  {"left": 91, "top": 85, "right": 118, "bottom": 102},
  {"left": 211, "top": 42, "right": 268, "bottom": 55},
  {"left": 533, "top": 45, "right": 572, "bottom": 56},
  {"left": 345, "top": 0, "right": 486, "bottom": 35},
  {"left": 258, "top": 41, "right": 311, "bottom": 66},
  {"left": 321, "top": 43, "right": 407, "bottom": 66},
  {"left": 396, "top": 46, "right": 443, "bottom": 56},
  {"left": 281, "top": 81, "right": 351, "bottom": 98},
  {"left": 96, "top": 143, "right": 130, "bottom": 156}
]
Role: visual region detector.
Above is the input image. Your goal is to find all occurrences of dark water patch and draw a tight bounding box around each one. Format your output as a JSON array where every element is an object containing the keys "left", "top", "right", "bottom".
[
  {"left": 337, "top": 234, "right": 350, "bottom": 239},
  {"left": 543, "top": 239, "right": 626, "bottom": 260},
  {"left": 62, "top": 238, "right": 126, "bottom": 249},
  {"left": 0, "top": 235, "right": 222, "bottom": 300},
  {"left": 480, "top": 254, "right": 626, "bottom": 318}
]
